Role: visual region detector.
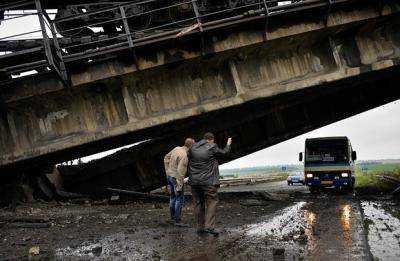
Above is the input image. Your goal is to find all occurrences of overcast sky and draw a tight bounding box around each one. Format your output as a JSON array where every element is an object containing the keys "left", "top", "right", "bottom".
[
  {"left": 2, "top": 10, "right": 400, "bottom": 169},
  {"left": 221, "top": 99, "right": 400, "bottom": 169}
]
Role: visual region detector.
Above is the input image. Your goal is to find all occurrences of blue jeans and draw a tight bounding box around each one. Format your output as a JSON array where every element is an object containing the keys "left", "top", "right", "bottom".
[{"left": 167, "top": 176, "right": 184, "bottom": 222}]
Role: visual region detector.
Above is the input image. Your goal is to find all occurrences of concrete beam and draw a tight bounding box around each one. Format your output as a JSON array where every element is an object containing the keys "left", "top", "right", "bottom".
[
  {"left": 59, "top": 65, "right": 400, "bottom": 193},
  {"left": 1, "top": 3, "right": 400, "bottom": 169},
  {"left": 3, "top": 2, "right": 399, "bottom": 103}
]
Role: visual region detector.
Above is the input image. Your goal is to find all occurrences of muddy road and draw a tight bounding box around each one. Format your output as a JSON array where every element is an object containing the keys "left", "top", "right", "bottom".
[{"left": 1, "top": 182, "right": 400, "bottom": 260}]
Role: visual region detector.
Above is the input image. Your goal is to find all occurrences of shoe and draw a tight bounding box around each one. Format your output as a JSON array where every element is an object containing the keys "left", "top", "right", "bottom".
[
  {"left": 174, "top": 222, "right": 190, "bottom": 227},
  {"left": 196, "top": 229, "right": 206, "bottom": 235},
  {"left": 204, "top": 228, "right": 220, "bottom": 237}
]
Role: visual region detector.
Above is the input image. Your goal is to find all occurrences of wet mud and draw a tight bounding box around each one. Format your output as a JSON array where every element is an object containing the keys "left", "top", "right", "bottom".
[
  {"left": 361, "top": 201, "right": 400, "bottom": 260},
  {"left": 1, "top": 181, "right": 399, "bottom": 260}
]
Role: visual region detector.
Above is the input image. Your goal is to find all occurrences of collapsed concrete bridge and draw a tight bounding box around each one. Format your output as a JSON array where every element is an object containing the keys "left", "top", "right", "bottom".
[{"left": 1, "top": 1, "right": 400, "bottom": 191}]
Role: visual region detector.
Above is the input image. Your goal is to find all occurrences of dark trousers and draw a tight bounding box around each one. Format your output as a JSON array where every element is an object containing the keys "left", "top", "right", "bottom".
[
  {"left": 167, "top": 176, "right": 184, "bottom": 222},
  {"left": 190, "top": 185, "right": 218, "bottom": 230}
]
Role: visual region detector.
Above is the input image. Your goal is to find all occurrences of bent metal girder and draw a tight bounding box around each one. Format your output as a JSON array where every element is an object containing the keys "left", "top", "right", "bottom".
[{"left": 1, "top": 0, "right": 368, "bottom": 87}]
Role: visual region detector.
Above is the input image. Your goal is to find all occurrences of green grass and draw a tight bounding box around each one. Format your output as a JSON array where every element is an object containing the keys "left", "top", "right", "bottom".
[
  {"left": 358, "top": 163, "right": 400, "bottom": 173},
  {"left": 220, "top": 165, "right": 302, "bottom": 177},
  {"left": 355, "top": 163, "right": 400, "bottom": 193},
  {"left": 220, "top": 171, "right": 289, "bottom": 181}
]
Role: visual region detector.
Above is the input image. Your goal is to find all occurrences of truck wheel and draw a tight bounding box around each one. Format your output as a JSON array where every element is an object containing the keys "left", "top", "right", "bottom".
[
  {"left": 348, "top": 183, "right": 355, "bottom": 193},
  {"left": 309, "top": 186, "right": 318, "bottom": 194},
  {"left": 340, "top": 184, "right": 354, "bottom": 194},
  {"left": 287, "top": 181, "right": 291, "bottom": 186}
]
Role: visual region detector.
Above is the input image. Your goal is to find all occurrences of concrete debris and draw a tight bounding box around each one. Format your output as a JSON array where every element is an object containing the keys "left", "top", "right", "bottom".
[
  {"left": 28, "top": 246, "right": 40, "bottom": 256},
  {"left": 91, "top": 245, "right": 102, "bottom": 256},
  {"left": 56, "top": 141, "right": 166, "bottom": 196},
  {"left": 116, "top": 214, "right": 130, "bottom": 220},
  {"left": 46, "top": 167, "right": 63, "bottom": 190},
  {"left": 239, "top": 199, "right": 269, "bottom": 206},
  {"left": 110, "top": 195, "right": 119, "bottom": 201},
  {"left": 36, "top": 175, "right": 56, "bottom": 200},
  {"left": 253, "top": 191, "right": 289, "bottom": 201},
  {"left": 272, "top": 248, "right": 285, "bottom": 259}
]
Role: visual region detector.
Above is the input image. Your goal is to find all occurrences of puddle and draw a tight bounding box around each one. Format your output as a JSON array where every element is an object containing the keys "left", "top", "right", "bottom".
[
  {"left": 56, "top": 232, "right": 153, "bottom": 260},
  {"left": 361, "top": 201, "right": 400, "bottom": 260},
  {"left": 246, "top": 201, "right": 307, "bottom": 238},
  {"left": 218, "top": 202, "right": 309, "bottom": 260},
  {"left": 243, "top": 197, "right": 368, "bottom": 260}
]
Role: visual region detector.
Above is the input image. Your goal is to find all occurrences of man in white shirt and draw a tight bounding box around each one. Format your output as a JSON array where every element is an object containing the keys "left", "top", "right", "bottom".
[{"left": 164, "top": 138, "right": 195, "bottom": 225}]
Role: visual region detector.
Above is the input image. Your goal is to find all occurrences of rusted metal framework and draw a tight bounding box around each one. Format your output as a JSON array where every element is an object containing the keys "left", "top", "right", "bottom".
[
  {"left": 0, "top": 1, "right": 69, "bottom": 85},
  {"left": 0, "top": 0, "right": 354, "bottom": 87}
]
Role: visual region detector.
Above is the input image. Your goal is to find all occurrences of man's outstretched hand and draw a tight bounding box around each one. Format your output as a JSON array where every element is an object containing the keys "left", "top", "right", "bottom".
[{"left": 227, "top": 137, "right": 232, "bottom": 146}]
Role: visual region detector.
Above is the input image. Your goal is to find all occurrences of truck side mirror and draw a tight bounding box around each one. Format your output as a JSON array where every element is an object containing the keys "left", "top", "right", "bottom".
[
  {"left": 351, "top": 151, "right": 357, "bottom": 161},
  {"left": 299, "top": 152, "right": 303, "bottom": 162}
]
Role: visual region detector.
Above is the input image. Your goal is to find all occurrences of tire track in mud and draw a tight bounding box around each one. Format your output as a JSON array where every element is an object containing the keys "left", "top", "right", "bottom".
[
  {"left": 297, "top": 194, "right": 374, "bottom": 261},
  {"left": 215, "top": 194, "right": 375, "bottom": 261},
  {"left": 355, "top": 198, "right": 374, "bottom": 261},
  {"left": 213, "top": 201, "right": 307, "bottom": 260}
]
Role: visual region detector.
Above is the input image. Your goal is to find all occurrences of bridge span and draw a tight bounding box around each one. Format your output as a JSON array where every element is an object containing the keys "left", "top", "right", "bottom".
[{"left": 1, "top": 1, "right": 400, "bottom": 185}]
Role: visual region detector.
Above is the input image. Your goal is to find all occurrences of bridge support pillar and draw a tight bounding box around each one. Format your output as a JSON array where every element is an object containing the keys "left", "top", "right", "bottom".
[
  {"left": 122, "top": 85, "right": 138, "bottom": 123},
  {"left": 329, "top": 37, "right": 343, "bottom": 70},
  {"left": 229, "top": 60, "right": 246, "bottom": 96}
]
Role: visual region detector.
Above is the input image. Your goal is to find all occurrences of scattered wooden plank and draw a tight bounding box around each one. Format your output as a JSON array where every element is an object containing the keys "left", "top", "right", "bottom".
[
  {"left": 379, "top": 174, "right": 400, "bottom": 184},
  {"left": 239, "top": 199, "right": 269, "bottom": 206},
  {"left": 56, "top": 189, "right": 87, "bottom": 199},
  {"left": 379, "top": 175, "right": 400, "bottom": 194},
  {"left": 252, "top": 191, "right": 288, "bottom": 201},
  {"left": 0, "top": 217, "right": 49, "bottom": 223},
  {"left": 106, "top": 188, "right": 168, "bottom": 201},
  {"left": 8, "top": 222, "right": 50, "bottom": 229}
]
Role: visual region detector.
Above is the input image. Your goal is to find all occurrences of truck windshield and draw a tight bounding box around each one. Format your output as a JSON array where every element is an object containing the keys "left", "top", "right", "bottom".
[{"left": 305, "top": 139, "right": 349, "bottom": 164}]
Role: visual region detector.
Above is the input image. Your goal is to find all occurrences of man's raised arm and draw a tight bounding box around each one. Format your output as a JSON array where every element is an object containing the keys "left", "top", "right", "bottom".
[{"left": 213, "top": 137, "right": 232, "bottom": 156}]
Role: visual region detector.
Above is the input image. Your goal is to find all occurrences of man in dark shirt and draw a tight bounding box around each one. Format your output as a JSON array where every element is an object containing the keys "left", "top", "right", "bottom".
[{"left": 188, "top": 132, "right": 232, "bottom": 236}]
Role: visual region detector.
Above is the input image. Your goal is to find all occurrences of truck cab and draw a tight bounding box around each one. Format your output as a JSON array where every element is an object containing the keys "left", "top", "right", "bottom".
[{"left": 299, "top": 137, "right": 357, "bottom": 192}]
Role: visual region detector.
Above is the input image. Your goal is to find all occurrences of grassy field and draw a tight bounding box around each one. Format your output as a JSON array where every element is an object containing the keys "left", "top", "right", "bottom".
[
  {"left": 220, "top": 165, "right": 301, "bottom": 178},
  {"left": 355, "top": 163, "right": 400, "bottom": 193},
  {"left": 358, "top": 163, "right": 400, "bottom": 173},
  {"left": 220, "top": 171, "right": 290, "bottom": 182}
]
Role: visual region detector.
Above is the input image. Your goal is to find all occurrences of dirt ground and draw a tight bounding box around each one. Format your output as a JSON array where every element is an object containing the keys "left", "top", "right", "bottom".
[{"left": 1, "top": 181, "right": 400, "bottom": 260}]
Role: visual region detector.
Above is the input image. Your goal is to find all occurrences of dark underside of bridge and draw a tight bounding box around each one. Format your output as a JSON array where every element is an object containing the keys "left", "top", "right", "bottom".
[{"left": 43, "top": 65, "right": 400, "bottom": 194}]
